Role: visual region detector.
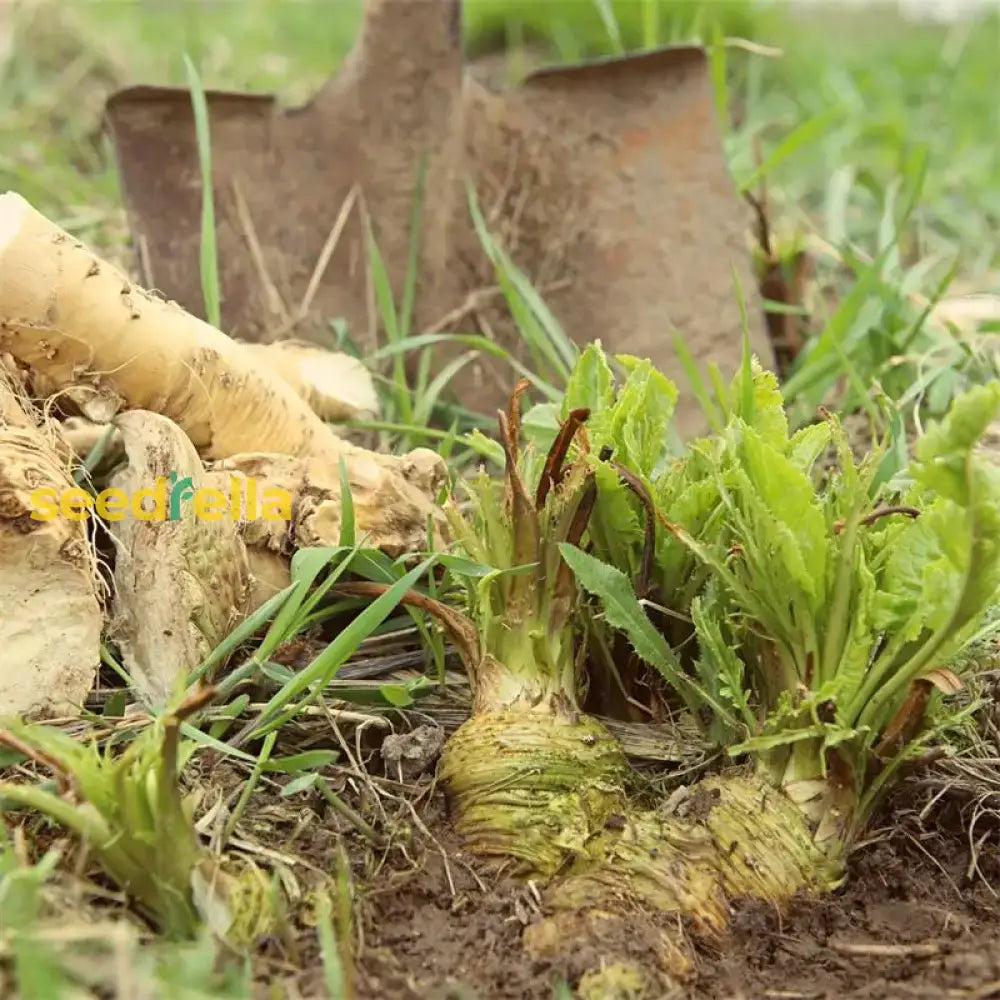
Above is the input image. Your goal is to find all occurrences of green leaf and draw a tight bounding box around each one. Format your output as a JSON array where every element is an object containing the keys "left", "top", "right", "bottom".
[
  {"left": 586, "top": 355, "right": 677, "bottom": 476},
  {"left": 738, "top": 427, "right": 829, "bottom": 606},
  {"left": 830, "top": 544, "right": 879, "bottom": 705},
  {"left": 741, "top": 363, "right": 788, "bottom": 446},
  {"left": 279, "top": 773, "right": 318, "bottom": 798},
  {"left": 261, "top": 751, "right": 339, "bottom": 773},
  {"left": 871, "top": 503, "right": 950, "bottom": 637},
  {"left": 378, "top": 684, "right": 415, "bottom": 707},
  {"left": 181, "top": 54, "right": 221, "bottom": 331},
  {"left": 557, "top": 543, "right": 704, "bottom": 715},
  {"left": 913, "top": 381, "right": 1000, "bottom": 505},
  {"left": 787, "top": 422, "right": 833, "bottom": 473},
  {"left": 671, "top": 334, "right": 725, "bottom": 432},
  {"left": 520, "top": 401, "right": 563, "bottom": 453},
  {"left": 691, "top": 594, "right": 752, "bottom": 734},
  {"left": 563, "top": 341, "right": 615, "bottom": 416},
  {"left": 338, "top": 457, "right": 356, "bottom": 548},
  {"left": 738, "top": 105, "right": 844, "bottom": 193},
  {"left": 243, "top": 555, "right": 438, "bottom": 738}
]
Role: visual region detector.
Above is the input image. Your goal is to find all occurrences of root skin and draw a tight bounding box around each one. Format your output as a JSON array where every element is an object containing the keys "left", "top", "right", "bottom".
[
  {"left": 238, "top": 341, "right": 380, "bottom": 422},
  {"left": 0, "top": 366, "right": 102, "bottom": 719},
  {"left": 443, "top": 706, "right": 846, "bottom": 992},
  {"left": 439, "top": 707, "right": 631, "bottom": 876},
  {"left": 210, "top": 450, "right": 448, "bottom": 556},
  {"left": 0, "top": 193, "right": 447, "bottom": 529},
  {"left": 107, "top": 411, "right": 250, "bottom": 706},
  {"left": 0, "top": 192, "right": 336, "bottom": 461}
]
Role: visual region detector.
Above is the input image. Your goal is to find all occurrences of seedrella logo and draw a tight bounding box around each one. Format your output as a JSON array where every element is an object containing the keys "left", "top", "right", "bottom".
[{"left": 29, "top": 471, "right": 292, "bottom": 523}]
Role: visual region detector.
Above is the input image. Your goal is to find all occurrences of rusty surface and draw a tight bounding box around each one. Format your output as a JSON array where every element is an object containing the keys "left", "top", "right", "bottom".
[{"left": 103, "top": 0, "right": 774, "bottom": 435}]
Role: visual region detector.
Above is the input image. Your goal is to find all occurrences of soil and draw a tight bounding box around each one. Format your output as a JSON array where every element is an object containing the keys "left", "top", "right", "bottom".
[{"left": 343, "top": 790, "right": 1000, "bottom": 1000}]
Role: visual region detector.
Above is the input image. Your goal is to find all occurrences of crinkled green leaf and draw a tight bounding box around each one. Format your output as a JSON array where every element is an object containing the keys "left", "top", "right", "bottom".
[
  {"left": 520, "top": 402, "right": 562, "bottom": 453},
  {"left": 691, "top": 594, "right": 752, "bottom": 736},
  {"left": 588, "top": 460, "right": 646, "bottom": 576},
  {"left": 831, "top": 545, "right": 879, "bottom": 705},
  {"left": 591, "top": 356, "right": 677, "bottom": 476},
  {"left": 741, "top": 362, "right": 788, "bottom": 446},
  {"left": 873, "top": 501, "right": 964, "bottom": 638},
  {"left": 729, "top": 725, "right": 830, "bottom": 755},
  {"left": 562, "top": 341, "right": 615, "bottom": 416},
  {"left": 913, "top": 381, "right": 1000, "bottom": 505},
  {"left": 849, "top": 384, "right": 1000, "bottom": 738},
  {"left": 787, "top": 422, "right": 833, "bottom": 473},
  {"left": 738, "top": 429, "right": 828, "bottom": 604}
]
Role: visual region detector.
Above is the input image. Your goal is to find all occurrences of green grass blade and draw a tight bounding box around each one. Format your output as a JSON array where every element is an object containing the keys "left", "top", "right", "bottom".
[
  {"left": 181, "top": 54, "right": 221, "bottom": 330},
  {"left": 338, "top": 457, "right": 356, "bottom": 548},
  {"left": 239, "top": 555, "right": 437, "bottom": 739},
  {"left": 739, "top": 105, "right": 843, "bottom": 192},
  {"left": 592, "top": 0, "right": 624, "bottom": 53}
]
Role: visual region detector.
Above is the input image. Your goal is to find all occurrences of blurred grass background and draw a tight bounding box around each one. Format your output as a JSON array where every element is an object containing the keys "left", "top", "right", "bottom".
[
  {"left": 1, "top": 0, "right": 997, "bottom": 427},
  {"left": 2, "top": 0, "right": 997, "bottom": 275}
]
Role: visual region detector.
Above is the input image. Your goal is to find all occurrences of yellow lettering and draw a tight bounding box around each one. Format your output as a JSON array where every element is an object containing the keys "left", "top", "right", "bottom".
[
  {"left": 194, "top": 488, "right": 227, "bottom": 521},
  {"left": 28, "top": 487, "right": 59, "bottom": 521},
  {"left": 96, "top": 488, "right": 129, "bottom": 521},
  {"left": 131, "top": 478, "right": 167, "bottom": 521},
  {"left": 246, "top": 477, "right": 258, "bottom": 519},
  {"left": 261, "top": 489, "right": 292, "bottom": 521},
  {"left": 229, "top": 475, "right": 242, "bottom": 521},
  {"left": 60, "top": 488, "right": 93, "bottom": 522}
]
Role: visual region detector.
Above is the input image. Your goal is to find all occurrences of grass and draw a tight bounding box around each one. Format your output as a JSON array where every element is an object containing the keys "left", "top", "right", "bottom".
[{"left": 1, "top": 0, "right": 999, "bottom": 996}]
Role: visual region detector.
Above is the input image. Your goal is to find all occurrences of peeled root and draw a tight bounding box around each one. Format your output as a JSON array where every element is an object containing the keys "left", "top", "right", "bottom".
[
  {"left": 0, "top": 366, "right": 103, "bottom": 719},
  {"left": 106, "top": 411, "right": 250, "bottom": 706}
]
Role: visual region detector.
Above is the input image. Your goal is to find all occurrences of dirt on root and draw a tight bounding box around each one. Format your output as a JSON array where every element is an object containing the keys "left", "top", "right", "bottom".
[{"left": 345, "top": 794, "right": 1000, "bottom": 1000}]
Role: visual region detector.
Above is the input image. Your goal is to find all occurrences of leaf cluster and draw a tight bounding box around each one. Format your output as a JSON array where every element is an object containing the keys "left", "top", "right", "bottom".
[{"left": 552, "top": 342, "right": 1000, "bottom": 820}]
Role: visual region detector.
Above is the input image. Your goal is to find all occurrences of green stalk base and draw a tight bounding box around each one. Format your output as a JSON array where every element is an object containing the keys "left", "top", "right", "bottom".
[
  {"left": 438, "top": 707, "right": 631, "bottom": 877},
  {"left": 441, "top": 713, "right": 850, "bottom": 993},
  {"left": 699, "top": 772, "right": 845, "bottom": 901}
]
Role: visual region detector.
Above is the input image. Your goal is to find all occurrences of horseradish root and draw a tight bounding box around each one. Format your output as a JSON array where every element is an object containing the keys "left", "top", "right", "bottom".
[
  {"left": 0, "top": 363, "right": 102, "bottom": 719},
  {"left": 106, "top": 411, "right": 250, "bottom": 706},
  {"left": 0, "top": 190, "right": 448, "bottom": 544},
  {"left": 210, "top": 449, "right": 448, "bottom": 556},
  {"left": 238, "top": 340, "right": 380, "bottom": 422},
  {"left": 0, "top": 193, "right": 422, "bottom": 463}
]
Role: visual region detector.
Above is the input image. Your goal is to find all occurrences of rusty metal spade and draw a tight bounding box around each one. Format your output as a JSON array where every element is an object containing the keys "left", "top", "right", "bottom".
[{"left": 103, "top": 0, "right": 773, "bottom": 436}]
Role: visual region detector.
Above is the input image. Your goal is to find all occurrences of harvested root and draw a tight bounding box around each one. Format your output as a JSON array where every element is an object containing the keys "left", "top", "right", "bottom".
[
  {"left": 239, "top": 340, "right": 380, "bottom": 422},
  {"left": 0, "top": 189, "right": 333, "bottom": 460},
  {"left": 243, "top": 546, "right": 293, "bottom": 615},
  {"left": 0, "top": 190, "right": 449, "bottom": 545},
  {"left": 0, "top": 193, "right": 422, "bottom": 458},
  {"left": 0, "top": 364, "right": 102, "bottom": 719},
  {"left": 209, "top": 449, "right": 447, "bottom": 557},
  {"left": 106, "top": 411, "right": 250, "bottom": 706}
]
